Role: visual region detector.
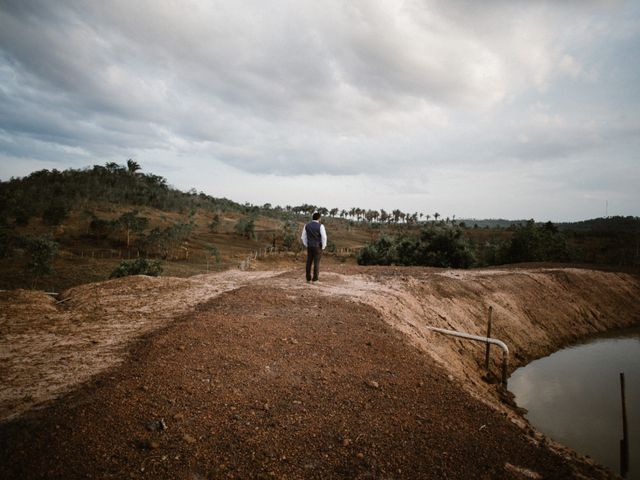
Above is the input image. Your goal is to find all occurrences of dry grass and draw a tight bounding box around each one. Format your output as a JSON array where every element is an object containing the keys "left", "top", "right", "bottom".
[{"left": 0, "top": 204, "right": 369, "bottom": 291}]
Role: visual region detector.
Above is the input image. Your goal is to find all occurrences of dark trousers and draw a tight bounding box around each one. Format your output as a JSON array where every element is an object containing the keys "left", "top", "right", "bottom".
[{"left": 306, "top": 246, "right": 322, "bottom": 281}]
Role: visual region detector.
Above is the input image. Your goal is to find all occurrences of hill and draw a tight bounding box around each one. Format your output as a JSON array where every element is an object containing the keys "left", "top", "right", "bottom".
[
  {"left": 1, "top": 162, "right": 638, "bottom": 292},
  {"left": 0, "top": 162, "right": 374, "bottom": 290}
]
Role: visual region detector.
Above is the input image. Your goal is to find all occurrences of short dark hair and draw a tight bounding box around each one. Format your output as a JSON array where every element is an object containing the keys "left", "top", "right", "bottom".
[{"left": 312, "top": 212, "right": 321, "bottom": 220}]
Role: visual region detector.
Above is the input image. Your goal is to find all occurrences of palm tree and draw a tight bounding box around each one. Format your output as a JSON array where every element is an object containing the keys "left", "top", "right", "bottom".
[
  {"left": 127, "top": 159, "right": 141, "bottom": 174},
  {"left": 434, "top": 212, "right": 440, "bottom": 223}
]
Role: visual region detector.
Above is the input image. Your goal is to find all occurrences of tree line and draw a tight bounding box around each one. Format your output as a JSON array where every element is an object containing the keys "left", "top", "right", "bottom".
[
  {"left": 357, "top": 220, "right": 590, "bottom": 268},
  {"left": 1, "top": 162, "right": 456, "bottom": 230},
  {"left": 274, "top": 204, "right": 451, "bottom": 225}
]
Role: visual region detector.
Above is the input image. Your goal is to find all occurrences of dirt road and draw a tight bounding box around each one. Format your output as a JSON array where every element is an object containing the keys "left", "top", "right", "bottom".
[{"left": 1, "top": 266, "right": 638, "bottom": 478}]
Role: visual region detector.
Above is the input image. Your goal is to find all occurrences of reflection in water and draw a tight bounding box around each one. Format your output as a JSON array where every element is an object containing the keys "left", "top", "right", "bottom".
[{"left": 509, "top": 328, "right": 640, "bottom": 479}]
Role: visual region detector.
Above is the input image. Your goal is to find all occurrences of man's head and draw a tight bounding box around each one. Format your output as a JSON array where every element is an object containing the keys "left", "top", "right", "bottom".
[{"left": 312, "top": 211, "right": 321, "bottom": 221}]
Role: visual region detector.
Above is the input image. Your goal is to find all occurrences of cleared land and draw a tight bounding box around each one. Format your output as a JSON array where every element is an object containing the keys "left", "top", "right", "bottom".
[{"left": 1, "top": 265, "right": 638, "bottom": 479}]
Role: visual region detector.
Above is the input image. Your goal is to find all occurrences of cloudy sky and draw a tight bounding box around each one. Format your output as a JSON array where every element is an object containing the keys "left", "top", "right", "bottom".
[{"left": 1, "top": 1, "right": 638, "bottom": 221}]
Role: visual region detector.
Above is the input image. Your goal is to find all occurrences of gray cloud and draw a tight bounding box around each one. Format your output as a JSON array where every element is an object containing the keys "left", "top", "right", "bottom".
[{"left": 0, "top": 0, "right": 638, "bottom": 219}]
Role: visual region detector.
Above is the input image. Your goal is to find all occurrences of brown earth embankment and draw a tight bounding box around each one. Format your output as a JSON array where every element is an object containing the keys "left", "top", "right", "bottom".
[
  {"left": 313, "top": 267, "right": 640, "bottom": 400},
  {"left": 0, "top": 266, "right": 638, "bottom": 478}
]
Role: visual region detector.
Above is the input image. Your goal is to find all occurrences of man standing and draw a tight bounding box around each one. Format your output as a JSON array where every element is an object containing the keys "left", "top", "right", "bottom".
[{"left": 301, "top": 211, "right": 327, "bottom": 282}]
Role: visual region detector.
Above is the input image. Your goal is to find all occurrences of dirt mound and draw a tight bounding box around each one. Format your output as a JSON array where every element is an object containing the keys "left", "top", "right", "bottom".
[
  {"left": 0, "top": 285, "right": 604, "bottom": 479},
  {"left": 330, "top": 269, "right": 638, "bottom": 410},
  {"left": 0, "top": 270, "right": 282, "bottom": 422},
  {"left": 0, "top": 289, "right": 58, "bottom": 318},
  {"left": 1, "top": 265, "right": 638, "bottom": 478}
]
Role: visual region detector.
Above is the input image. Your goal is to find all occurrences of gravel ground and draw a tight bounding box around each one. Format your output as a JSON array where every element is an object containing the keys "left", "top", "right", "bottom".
[
  {"left": 3, "top": 265, "right": 636, "bottom": 479},
  {"left": 0, "top": 281, "right": 610, "bottom": 479}
]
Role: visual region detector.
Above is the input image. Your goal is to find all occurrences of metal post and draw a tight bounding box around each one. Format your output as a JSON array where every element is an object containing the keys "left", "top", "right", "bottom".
[
  {"left": 620, "top": 372, "right": 629, "bottom": 478},
  {"left": 484, "top": 306, "right": 493, "bottom": 370}
]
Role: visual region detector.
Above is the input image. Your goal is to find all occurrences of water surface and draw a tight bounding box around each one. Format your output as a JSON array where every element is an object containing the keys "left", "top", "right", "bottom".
[{"left": 509, "top": 327, "right": 640, "bottom": 479}]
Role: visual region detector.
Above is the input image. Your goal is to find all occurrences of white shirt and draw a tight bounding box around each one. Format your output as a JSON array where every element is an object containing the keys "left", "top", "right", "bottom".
[{"left": 301, "top": 220, "right": 327, "bottom": 249}]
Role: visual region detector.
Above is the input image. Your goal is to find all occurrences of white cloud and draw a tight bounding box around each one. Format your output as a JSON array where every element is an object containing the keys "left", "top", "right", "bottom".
[{"left": 559, "top": 54, "right": 584, "bottom": 78}]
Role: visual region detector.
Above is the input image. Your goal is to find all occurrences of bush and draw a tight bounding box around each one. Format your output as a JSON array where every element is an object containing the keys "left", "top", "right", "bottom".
[
  {"left": 356, "top": 236, "right": 395, "bottom": 265},
  {"left": 415, "top": 227, "right": 475, "bottom": 268},
  {"left": 14, "top": 208, "right": 31, "bottom": 226},
  {"left": 500, "top": 220, "right": 569, "bottom": 263},
  {"left": 110, "top": 258, "right": 163, "bottom": 278},
  {"left": 0, "top": 226, "right": 17, "bottom": 258},
  {"left": 206, "top": 243, "right": 221, "bottom": 263},
  {"left": 208, "top": 214, "right": 221, "bottom": 232},
  {"left": 89, "top": 217, "right": 113, "bottom": 239},
  {"left": 26, "top": 235, "right": 59, "bottom": 282},
  {"left": 357, "top": 227, "right": 475, "bottom": 268},
  {"left": 42, "top": 204, "right": 70, "bottom": 226},
  {"left": 234, "top": 216, "right": 255, "bottom": 239},
  {"left": 281, "top": 221, "right": 299, "bottom": 250}
]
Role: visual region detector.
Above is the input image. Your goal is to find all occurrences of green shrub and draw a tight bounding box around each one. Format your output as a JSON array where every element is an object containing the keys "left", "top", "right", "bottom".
[
  {"left": 26, "top": 235, "right": 59, "bottom": 284},
  {"left": 14, "top": 208, "right": 31, "bottom": 226},
  {"left": 0, "top": 226, "right": 17, "bottom": 258},
  {"left": 208, "top": 214, "right": 221, "bottom": 232},
  {"left": 89, "top": 217, "right": 112, "bottom": 239},
  {"left": 416, "top": 227, "right": 476, "bottom": 268},
  {"left": 500, "top": 220, "right": 569, "bottom": 263},
  {"left": 206, "top": 243, "right": 221, "bottom": 263},
  {"left": 110, "top": 258, "right": 163, "bottom": 278},
  {"left": 357, "top": 236, "right": 394, "bottom": 265},
  {"left": 234, "top": 216, "right": 255, "bottom": 239},
  {"left": 42, "top": 204, "right": 70, "bottom": 226},
  {"left": 281, "top": 221, "right": 299, "bottom": 250},
  {"left": 357, "top": 227, "right": 475, "bottom": 268}
]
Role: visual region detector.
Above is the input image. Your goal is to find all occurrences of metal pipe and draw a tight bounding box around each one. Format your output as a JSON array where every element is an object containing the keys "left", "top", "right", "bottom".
[
  {"left": 0, "top": 290, "right": 58, "bottom": 296},
  {"left": 427, "top": 326, "right": 510, "bottom": 386}
]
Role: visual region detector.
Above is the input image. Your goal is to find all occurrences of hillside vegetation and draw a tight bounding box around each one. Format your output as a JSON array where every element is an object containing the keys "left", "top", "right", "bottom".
[{"left": 1, "top": 161, "right": 638, "bottom": 290}]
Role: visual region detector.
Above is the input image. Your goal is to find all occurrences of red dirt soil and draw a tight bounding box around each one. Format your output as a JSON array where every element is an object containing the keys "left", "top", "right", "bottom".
[{"left": 1, "top": 265, "right": 638, "bottom": 479}]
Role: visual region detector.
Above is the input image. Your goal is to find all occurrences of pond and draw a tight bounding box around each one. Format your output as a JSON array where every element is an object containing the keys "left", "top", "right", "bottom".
[{"left": 509, "top": 327, "right": 640, "bottom": 479}]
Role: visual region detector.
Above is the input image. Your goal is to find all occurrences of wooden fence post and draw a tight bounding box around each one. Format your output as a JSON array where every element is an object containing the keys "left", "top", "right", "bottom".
[
  {"left": 620, "top": 372, "right": 629, "bottom": 478},
  {"left": 484, "top": 306, "right": 493, "bottom": 370}
]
